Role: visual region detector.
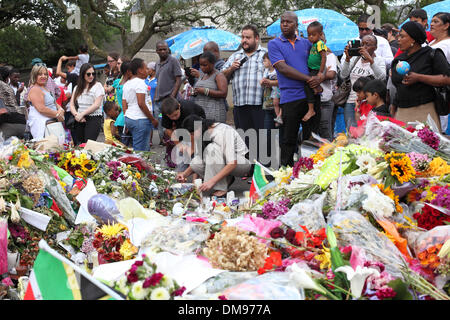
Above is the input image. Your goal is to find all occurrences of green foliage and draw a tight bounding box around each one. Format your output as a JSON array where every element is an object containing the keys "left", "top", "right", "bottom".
[{"left": 387, "top": 279, "right": 414, "bottom": 300}]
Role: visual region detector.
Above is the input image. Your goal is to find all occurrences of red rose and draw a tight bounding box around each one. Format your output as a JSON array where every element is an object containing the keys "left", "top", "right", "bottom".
[{"left": 269, "top": 227, "right": 285, "bottom": 239}]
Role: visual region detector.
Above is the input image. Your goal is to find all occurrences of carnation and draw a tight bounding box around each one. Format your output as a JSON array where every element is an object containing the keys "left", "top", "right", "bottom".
[
  {"left": 130, "top": 281, "right": 150, "bottom": 300},
  {"left": 260, "top": 199, "right": 290, "bottom": 220},
  {"left": 417, "top": 127, "right": 440, "bottom": 150}
]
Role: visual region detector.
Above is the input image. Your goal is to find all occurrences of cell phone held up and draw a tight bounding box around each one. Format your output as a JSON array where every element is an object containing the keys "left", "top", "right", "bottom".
[
  {"left": 348, "top": 40, "right": 361, "bottom": 57},
  {"left": 239, "top": 56, "right": 249, "bottom": 66}
]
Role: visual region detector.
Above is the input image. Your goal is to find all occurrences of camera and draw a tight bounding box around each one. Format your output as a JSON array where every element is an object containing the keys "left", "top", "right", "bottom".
[
  {"left": 239, "top": 56, "right": 249, "bottom": 66},
  {"left": 348, "top": 40, "right": 361, "bottom": 57}
]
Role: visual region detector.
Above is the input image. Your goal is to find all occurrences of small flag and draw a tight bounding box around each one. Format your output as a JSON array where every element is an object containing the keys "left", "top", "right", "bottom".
[
  {"left": 24, "top": 240, "right": 123, "bottom": 300},
  {"left": 249, "top": 162, "right": 275, "bottom": 201}
]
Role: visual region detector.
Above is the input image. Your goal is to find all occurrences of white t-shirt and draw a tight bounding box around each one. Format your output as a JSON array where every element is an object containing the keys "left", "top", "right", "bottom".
[
  {"left": 73, "top": 82, "right": 105, "bottom": 116},
  {"left": 208, "top": 123, "right": 248, "bottom": 163},
  {"left": 321, "top": 52, "right": 338, "bottom": 102},
  {"left": 430, "top": 38, "right": 450, "bottom": 63},
  {"left": 74, "top": 54, "right": 90, "bottom": 75},
  {"left": 123, "top": 77, "right": 153, "bottom": 120},
  {"left": 374, "top": 35, "right": 394, "bottom": 68}
]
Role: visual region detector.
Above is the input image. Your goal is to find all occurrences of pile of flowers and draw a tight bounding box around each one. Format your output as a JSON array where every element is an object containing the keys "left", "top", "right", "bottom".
[{"left": 55, "top": 150, "right": 97, "bottom": 179}]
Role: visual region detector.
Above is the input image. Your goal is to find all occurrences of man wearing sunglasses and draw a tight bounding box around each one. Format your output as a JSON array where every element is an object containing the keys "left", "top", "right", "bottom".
[{"left": 356, "top": 14, "right": 394, "bottom": 68}]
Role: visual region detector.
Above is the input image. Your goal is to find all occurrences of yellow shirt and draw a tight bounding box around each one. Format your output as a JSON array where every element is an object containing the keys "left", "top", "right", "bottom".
[{"left": 103, "top": 118, "right": 117, "bottom": 143}]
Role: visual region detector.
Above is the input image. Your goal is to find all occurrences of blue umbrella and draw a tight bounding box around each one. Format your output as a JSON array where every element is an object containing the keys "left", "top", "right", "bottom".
[
  {"left": 266, "top": 8, "right": 359, "bottom": 56},
  {"left": 399, "top": 0, "right": 450, "bottom": 31},
  {"left": 165, "top": 26, "right": 241, "bottom": 60}
]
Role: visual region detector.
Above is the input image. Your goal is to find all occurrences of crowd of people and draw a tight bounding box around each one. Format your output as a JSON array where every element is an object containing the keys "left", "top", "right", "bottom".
[{"left": 0, "top": 8, "right": 449, "bottom": 197}]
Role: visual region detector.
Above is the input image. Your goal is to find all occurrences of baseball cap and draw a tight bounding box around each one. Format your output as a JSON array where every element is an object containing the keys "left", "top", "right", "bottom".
[
  {"left": 147, "top": 62, "right": 156, "bottom": 70},
  {"left": 31, "top": 58, "right": 45, "bottom": 67}
]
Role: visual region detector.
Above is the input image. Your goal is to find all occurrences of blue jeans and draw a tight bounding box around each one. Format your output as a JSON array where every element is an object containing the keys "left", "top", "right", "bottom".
[
  {"left": 344, "top": 102, "right": 357, "bottom": 131},
  {"left": 125, "top": 117, "right": 152, "bottom": 151},
  {"left": 152, "top": 100, "right": 164, "bottom": 139}
]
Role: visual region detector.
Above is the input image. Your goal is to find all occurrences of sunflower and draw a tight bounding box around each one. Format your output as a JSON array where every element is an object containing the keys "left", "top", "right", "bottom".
[
  {"left": 376, "top": 184, "right": 403, "bottom": 213},
  {"left": 97, "top": 223, "right": 126, "bottom": 240},
  {"left": 388, "top": 156, "right": 415, "bottom": 184},
  {"left": 74, "top": 169, "right": 85, "bottom": 178},
  {"left": 81, "top": 160, "right": 96, "bottom": 173}
]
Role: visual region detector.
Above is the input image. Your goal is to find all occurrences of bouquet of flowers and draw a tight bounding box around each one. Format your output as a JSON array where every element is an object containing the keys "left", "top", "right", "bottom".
[
  {"left": 113, "top": 255, "right": 186, "bottom": 300},
  {"left": 92, "top": 223, "right": 137, "bottom": 264},
  {"left": 56, "top": 150, "right": 97, "bottom": 179}
]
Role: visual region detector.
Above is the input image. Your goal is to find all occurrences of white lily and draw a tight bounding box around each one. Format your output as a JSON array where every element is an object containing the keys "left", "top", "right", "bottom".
[
  {"left": 287, "top": 263, "right": 327, "bottom": 295},
  {"left": 335, "top": 265, "right": 380, "bottom": 299}
]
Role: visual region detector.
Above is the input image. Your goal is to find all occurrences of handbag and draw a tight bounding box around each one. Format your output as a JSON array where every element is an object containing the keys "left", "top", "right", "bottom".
[
  {"left": 332, "top": 57, "right": 362, "bottom": 106},
  {"left": 429, "top": 48, "right": 450, "bottom": 116},
  {"left": 44, "top": 119, "right": 66, "bottom": 145}
]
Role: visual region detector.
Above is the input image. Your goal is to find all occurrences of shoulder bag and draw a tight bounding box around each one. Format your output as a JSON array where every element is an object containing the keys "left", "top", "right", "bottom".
[{"left": 332, "top": 57, "right": 362, "bottom": 107}]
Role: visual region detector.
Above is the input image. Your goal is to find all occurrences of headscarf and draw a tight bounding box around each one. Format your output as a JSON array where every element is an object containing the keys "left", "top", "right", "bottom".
[{"left": 401, "top": 21, "right": 427, "bottom": 45}]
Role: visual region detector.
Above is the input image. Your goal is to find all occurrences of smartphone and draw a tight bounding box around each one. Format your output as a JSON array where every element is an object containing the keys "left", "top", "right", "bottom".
[
  {"left": 348, "top": 40, "right": 361, "bottom": 57},
  {"left": 184, "top": 67, "right": 192, "bottom": 77},
  {"left": 239, "top": 56, "right": 249, "bottom": 66}
]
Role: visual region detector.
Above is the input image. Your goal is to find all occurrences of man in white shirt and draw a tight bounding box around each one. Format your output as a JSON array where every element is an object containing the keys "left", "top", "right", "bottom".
[{"left": 357, "top": 14, "right": 394, "bottom": 69}]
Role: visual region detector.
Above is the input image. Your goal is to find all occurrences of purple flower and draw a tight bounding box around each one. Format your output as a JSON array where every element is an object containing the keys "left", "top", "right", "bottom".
[
  {"left": 431, "top": 186, "right": 450, "bottom": 208},
  {"left": 260, "top": 199, "right": 290, "bottom": 220},
  {"left": 417, "top": 127, "right": 440, "bottom": 150}
]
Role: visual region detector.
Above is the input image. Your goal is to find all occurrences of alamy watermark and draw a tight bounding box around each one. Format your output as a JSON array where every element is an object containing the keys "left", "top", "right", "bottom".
[{"left": 67, "top": 5, "right": 81, "bottom": 30}]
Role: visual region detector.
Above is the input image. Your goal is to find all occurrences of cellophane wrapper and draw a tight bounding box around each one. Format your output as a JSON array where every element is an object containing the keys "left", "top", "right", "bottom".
[
  {"left": 413, "top": 225, "right": 450, "bottom": 257},
  {"left": 141, "top": 219, "right": 210, "bottom": 255},
  {"left": 327, "top": 210, "right": 406, "bottom": 278}
]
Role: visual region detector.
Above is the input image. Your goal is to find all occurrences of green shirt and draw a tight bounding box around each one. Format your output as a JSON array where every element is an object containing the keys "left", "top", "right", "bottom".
[{"left": 307, "top": 40, "right": 327, "bottom": 70}]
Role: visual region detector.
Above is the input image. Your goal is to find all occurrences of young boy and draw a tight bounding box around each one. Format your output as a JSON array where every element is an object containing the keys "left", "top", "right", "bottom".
[
  {"left": 62, "top": 44, "right": 90, "bottom": 76},
  {"left": 352, "top": 76, "right": 373, "bottom": 121},
  {"left": 304, "top": 21, "right": 327, "bottom": 122},
  {"left": 363, "top": 79, "right": 391, "bottom": 117},
  {"left": 261, "top": 53, "right": 282, "bottom": 126},
  {"left": 103, "top": 101, "right": 127, "bottom": 147}
]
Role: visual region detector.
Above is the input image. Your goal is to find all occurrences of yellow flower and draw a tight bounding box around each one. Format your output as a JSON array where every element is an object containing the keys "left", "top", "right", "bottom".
[
  {"left": 17, "top": 152, "right": 33, "bottom": 168},
  {"left": 428, "top": 157, "right": 450, "bottom": 177},
  {"left": 80, "top": 153, "right": 87, "bottom": 162},
  {"left": 81, "top": 160, "right": 96, "bottom": 173},
  {"left": 388, "top": 155, "right": 415, "bottom": 184},
  {"left": 74, "top": 169, "right": 85, "bottom": 178},
  {"left": 119, "top": 239, "right": 138, "bottom": 260},
  {"left": 97, "top": 223, "right": 126, "bottom": 240},
  {"left": 314, "top": 246, "right": 331, "bottom": 270},
  {"left": 135, "top": 172, "right": 141, "bottom": 179}
]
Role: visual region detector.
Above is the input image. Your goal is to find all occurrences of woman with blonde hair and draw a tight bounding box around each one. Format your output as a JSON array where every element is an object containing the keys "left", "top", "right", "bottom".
[{"left": 26, "top": 64, "right": 65, "bottom": 140}]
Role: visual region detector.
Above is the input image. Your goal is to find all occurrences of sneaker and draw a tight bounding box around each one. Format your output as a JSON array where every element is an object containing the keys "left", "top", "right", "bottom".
[{"left": 274, "top": 116, "right": 283, "bottom": 125}]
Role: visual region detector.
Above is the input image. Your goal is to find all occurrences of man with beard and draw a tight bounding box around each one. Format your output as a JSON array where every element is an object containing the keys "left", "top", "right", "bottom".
[
  {"left": 222, "top": 25, "right": 267, "bottom": 171},
  {"left": 268, "top": 11, "right": 323, "bottom": 167}
]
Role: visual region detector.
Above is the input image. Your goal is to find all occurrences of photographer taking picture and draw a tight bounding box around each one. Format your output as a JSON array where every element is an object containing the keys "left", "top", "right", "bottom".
[{"left": 340, "top": 34, "right": 386, "bottom": 129}]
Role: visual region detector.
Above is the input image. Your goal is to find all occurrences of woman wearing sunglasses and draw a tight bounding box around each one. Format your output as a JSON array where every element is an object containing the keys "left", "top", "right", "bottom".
[{"left": 70, "top": 63, "right": 105, "bottom": 145}]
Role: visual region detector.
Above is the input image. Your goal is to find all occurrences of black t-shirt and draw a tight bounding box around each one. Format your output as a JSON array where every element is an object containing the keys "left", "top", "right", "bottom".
[
  {"left": 162, "top": 99, "right": 206, "bottom": 130},
  {"left": 372, "top": 104, "right": 391, "bottom": 117},
  {"left": 391, "top": 46, "right": 450, "bottom": 108},
  {"left": 66, "top": 72, "right": 78, "bottom": 93}
]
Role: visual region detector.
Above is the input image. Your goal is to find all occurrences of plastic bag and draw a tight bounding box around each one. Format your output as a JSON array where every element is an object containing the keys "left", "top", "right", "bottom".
[
  {"left": 38, "top": 170, "right": 77, "bottom": 225},
  {"left": 413, "top": 225, "right": 450, "bottom": 269},
  {"left": 327, "top": 210, "right": 406, "bottom": 278},
  {"left": 278, "top": 193, "right": 326, "bottom": 232},
  {"left": 141, "top": 219, "right": 210, "bottom": 255},
  {"left": 220, "top": 271, "right": 304, "bottom": 300},
  {"left": 190, "top": 271, "right": 257, "bottom": 295},
  {"left": 87, "top": 194, "right": 121, "bottom": 225}
]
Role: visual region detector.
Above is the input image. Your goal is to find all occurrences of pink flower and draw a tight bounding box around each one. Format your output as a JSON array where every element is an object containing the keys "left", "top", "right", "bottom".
[
  {"left": 173, "top": 286, "right": 186, "bottom": 297},
  {"left": 133, "top": 260, "right": 144, "bottom": 267},
  {"left": 143, "top": 272, "right": 164, "bottom": 288},
  {"left": 218, "top": 295, "right": 227, "bottom": 300},
  {"left": 127, "top": 272, "right": 139, "bottom": 283},
  {"left": 375, "top": 287, "right": 397, "bottom": 299}
]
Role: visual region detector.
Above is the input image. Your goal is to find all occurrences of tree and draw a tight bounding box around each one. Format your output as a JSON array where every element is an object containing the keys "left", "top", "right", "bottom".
[{"left": 48, "top": 0, "right": 236, "bottom": 58}]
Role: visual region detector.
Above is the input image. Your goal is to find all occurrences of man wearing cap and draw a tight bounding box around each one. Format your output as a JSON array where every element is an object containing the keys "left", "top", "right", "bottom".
[{"left": 390, "top": 21, "right": 450, "bottom": 131}]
